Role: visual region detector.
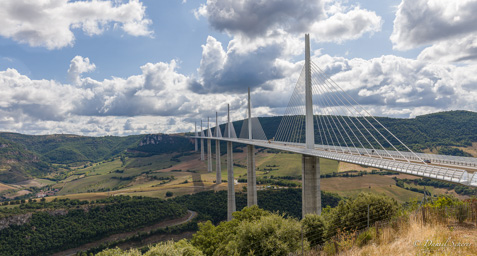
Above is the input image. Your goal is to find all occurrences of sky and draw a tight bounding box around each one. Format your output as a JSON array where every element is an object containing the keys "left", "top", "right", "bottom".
[{"left": 0, "top": 0, "right": 476, "bottom": 136}]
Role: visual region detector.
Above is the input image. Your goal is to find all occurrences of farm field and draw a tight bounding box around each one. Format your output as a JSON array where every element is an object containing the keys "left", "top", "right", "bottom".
[{"left": 27, "top": 147, "right": 465, "bottom": 205}]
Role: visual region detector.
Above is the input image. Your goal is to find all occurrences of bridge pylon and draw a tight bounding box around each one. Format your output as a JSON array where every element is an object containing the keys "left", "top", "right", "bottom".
[
  {"left": 200, "top": 120, "right": 204, "bottom": 161},
  {"left": 194, "top": 121, "right": 198, "bottom": 152},
  {"left": 215, "top": 112, "right": 222, "bottom": 185},
  {"left": 303, "top": 33, "right": 321, "bottom": 217},
  {"left": 207, "top": 117, "right": 213, "bottom": 173},
  {"left": 246, "top": 87, "right": 257, "bottom": 206},
  {"left": 226, "top": 104, "right": 236, "bottom": 221}
]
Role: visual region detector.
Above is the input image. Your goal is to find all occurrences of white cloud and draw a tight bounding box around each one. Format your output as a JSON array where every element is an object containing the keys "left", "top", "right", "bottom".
[
  {"left": 0, "top": 0, "right": 153, "bottom": 50},
  {"left": 1, "top": 50, "right": 477, "bottom": 136},
  {"left": 189, "top": 35, "right": 290, "bottom": 94},
  {"left": 0, "top": 55, "right": 250, "bottom": 135},
  {"left": 189, "top": 1, "right": 382, "bottom": 96},
  {"left": 68, "top": 56, "right": 96, "bottom": 85},
  {"left": 418, "top": 35, "right": 477, "bottom": 63},
  {"left": 195, "top": 0, "right": 382, "bottom": 43},
  {"left": 310, "top": 6, "right": 382, "bottom": 43},
  {"left": 312, "top": 54, "right": 477, "bottom": 117},
  {"left": 391, "top": 0, "right": 477, "bottom": 51},
  {"left": 195, "top": 0, "right": 325, "bottom": 37}
]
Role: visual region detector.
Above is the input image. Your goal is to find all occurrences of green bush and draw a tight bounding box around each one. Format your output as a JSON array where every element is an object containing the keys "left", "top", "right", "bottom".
[
  {"left": 326, "top": 192, "right": 399, "bottom": 238},
  {"left": 191, "top": 206, "right": 305, "bottom": 256},
  {"left": 302, "top": 214, "right": 326, "bottom": 247}
]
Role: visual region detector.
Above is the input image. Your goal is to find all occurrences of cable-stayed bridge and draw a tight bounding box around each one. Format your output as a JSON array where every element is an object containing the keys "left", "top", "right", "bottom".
[{"left": 192, "top": 34, "right": 477, "bottom": 220}]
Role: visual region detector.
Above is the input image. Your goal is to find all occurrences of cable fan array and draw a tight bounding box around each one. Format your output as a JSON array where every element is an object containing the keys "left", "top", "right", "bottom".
[{"left": 275, "top": 61, "right": 424, "bottom": 163}]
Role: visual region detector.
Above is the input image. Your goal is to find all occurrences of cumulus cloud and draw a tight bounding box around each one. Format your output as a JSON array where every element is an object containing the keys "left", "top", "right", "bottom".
[
  {"left": 189, "top": 35, "right": 289, "bottom": 94},
  {"left": 391, "top": 0, "right": 477, "bottom": 51},
  {"left": 68, "top": 56, "right": 96, "bottom": 85},
  {"left": 0, "top": 0, "right": 153, "bottom": 49},
  {"left": 418, "top": 35, "right": 477, "bottom": 62},
  {"left": 1, "top": 52, "right": 476, "bottom": 136},
  {"left": 312, "top": 54, "right": 477, "bottom": 117},
  {"left": 310, "top": 6, "right": 382, "bottom": 43},
  {"left": 190, "top": 1, "right": 382, "bottom": 94},
  {"left": 0, "top": 68, "right": 83, "bottom": 122},
  {"left": 196, "top": 0, "right": 381, "bottom": 43},
  {"left": 195, "top": 0, "right": 325, "bottom": 37},
  {"left": 0, "top": 55, "right": 250, "bottom": 135}
]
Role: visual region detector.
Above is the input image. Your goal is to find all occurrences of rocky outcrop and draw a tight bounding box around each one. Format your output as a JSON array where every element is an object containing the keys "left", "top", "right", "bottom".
[
  {"left": 138, "top": 134, "right": 166, "bottom": 146},
  {"left": 0, "top": 213, "right": 32, "bottom": 230}
]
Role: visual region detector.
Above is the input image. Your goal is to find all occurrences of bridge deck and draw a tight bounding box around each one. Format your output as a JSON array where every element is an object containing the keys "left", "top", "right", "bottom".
[{"left": 194, "top": 136, "right": 477, "bottom": 187}]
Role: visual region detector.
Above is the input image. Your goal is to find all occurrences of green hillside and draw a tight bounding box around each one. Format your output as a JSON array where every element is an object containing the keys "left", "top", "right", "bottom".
[
  {"left": 249, "top": 110, "right": 477, "bottom": 151},
  {"left": 0, "top": 133, "right": 145, "bottom": 164},
  {"left": 0, "top": 137, "right": 52, "bottom": 183}
]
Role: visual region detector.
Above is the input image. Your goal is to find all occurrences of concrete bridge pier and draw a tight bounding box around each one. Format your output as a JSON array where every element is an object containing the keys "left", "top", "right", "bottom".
[
  {"left": 247, "top": 145, "right": 257, "bottom": 206},
  {"left": 216, "top": 140, "right": 222, "bottom": 184},
  {"left": 301, "top": 34, "right": 321, "bottom": 217},
  {"left": 227, "top": 141, "right": 235, "bottom": 220},
  {"left": 302, "top": 155, "right": 321, "bottom": 218},
  {"left": 200, "top": 120, "right": 204, "bottom": 161},
  {"left": 216, "top": 112, "right": 222, "bottom": 184},
  {"left": 207, "top": 117, "right": 213, "bottom": 173},
  {"left": 207, "top": 139, "right": 212, "bottom": 172},
  {"left": 194, "top": 121, "right": 198, "bottom": 152}
]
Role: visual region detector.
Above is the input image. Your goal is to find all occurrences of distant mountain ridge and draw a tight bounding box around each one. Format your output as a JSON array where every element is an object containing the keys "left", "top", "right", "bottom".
[
  {"left": 254, "top": 110, "right": 477, "bottom": 150},
  {"left": 0, "top": 133, "right": 193, "bottom": 183}
]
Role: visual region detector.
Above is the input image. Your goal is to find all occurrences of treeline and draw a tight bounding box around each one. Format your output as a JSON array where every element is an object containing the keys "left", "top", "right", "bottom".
[
  {"left": 0, "top": 196, "right": 187, "bottom": 256},
  {"left": 0, "top": 133, "right": 144, "bottom": 164},
  {"left": 172, "top": 188, "right": 342, "bottom": 224},
  {"left": 394, "top": 177, "right": 477, "bottom": 196}
]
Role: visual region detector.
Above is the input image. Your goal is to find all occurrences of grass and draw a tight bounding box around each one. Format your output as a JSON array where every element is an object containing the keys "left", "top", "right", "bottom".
[
  {"left": 0, "top": 182, "right": 15, "bottom": 192},
  {"left": 253, "top": 152, "right": 338, "bottom": 178},
  {"left": 15, "top": 149, "right": 458, "bottom": 206},
  {"left": 321, "top": 175, "right": 423, "bottom": 203},
  {"left": 53, "top": 154, "right": 178, "bottom": 194},
  {"left": 325, "top": 210, "right": 477, "bottom": 256}
]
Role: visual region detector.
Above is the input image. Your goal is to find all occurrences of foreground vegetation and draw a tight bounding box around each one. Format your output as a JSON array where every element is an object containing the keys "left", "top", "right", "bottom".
[
  {"left": 94, "top": 192, "right": 399, "bottom": 255},
  {"left": 94, "top": 194, "right": 477, "bottom": 256}
]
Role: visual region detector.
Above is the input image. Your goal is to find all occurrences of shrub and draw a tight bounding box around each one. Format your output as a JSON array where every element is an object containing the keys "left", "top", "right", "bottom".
[{"left": 302, "top": 214, "right": 326, "bottom": 247}]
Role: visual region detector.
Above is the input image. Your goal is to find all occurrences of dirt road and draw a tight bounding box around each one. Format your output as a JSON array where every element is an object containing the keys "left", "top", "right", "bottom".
[{"left": 53, "top": 210, "right": 197, "bottom": 256}]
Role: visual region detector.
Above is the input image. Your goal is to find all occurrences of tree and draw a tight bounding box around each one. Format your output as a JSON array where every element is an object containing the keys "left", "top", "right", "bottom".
[
  {"left": 191, "top": 206, "right": 305, "bottom": 256},
  {"left": 302, "top": 214, "right": 326, "bottom": 247}
]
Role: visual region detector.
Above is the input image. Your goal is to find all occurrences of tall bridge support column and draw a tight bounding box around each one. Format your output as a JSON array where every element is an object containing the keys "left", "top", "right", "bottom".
[
  {"left": 216, "top": 140, "right": 222, "bottom": 184},
  {"left": 227, "top": 141, "right": 236, "bottom": 220},
  {"left": 247, "top": 145, "right": 257, "bottom": 206},
  {"left": 302, "top": 155, "right": 321, "bottom": 218},
  {"left": 194, "top": 122, "right": 198, "bottom": 152},
  {"left": 200, "top": 139, "right": 204, "bottom": 160},
  {"left": 200, "top": 121, "right": 204, "bottom": 161},
  {"left": 207, "top": 139, "right": 212, "bottom": 173}
]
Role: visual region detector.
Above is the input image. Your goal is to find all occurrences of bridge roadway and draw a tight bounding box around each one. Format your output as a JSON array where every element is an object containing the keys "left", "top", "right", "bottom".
[{"left": 195, "top": 136, "right": 477, "bottom": 187}]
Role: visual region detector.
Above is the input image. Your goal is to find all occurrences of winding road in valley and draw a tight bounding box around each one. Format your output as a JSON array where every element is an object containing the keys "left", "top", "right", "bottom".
[{"left": 53, "top": 210, "right": 197, "bottom": 256}]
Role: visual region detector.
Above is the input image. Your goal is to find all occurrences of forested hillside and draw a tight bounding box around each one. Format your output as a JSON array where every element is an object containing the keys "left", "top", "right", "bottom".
[
  {"left": 253, "top": 110, "right": 477, "bottom": 151},
  {"left": 0, "top": 137, "right": 52, "bottom": 183},
  {"left": 0, "top": 196, "right": 186, "bottom": 256},
  {"left": 0, "top": 133, "right": 145, "bottom": 164}
]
